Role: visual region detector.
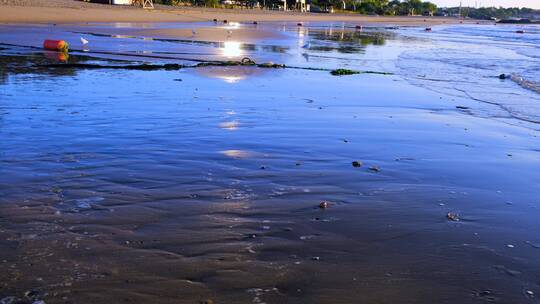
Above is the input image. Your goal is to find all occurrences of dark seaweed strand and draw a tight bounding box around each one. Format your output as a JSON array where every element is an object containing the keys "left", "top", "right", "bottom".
[{"left": 1, "top": 42, "right": 393, "bottom": 76}]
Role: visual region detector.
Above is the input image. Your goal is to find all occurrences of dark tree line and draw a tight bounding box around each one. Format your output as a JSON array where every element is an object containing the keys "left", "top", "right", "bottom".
[
  {"left": 438, "top": 6, "right": 539, "bottom": 19},
  {"left": 153, "top": 0, "right": 438, "bottom": 15}
]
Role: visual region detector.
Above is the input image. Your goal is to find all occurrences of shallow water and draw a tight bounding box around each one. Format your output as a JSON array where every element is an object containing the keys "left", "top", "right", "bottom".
[{"left": 0, "top": 22, "right": 540, "bottom": 304}]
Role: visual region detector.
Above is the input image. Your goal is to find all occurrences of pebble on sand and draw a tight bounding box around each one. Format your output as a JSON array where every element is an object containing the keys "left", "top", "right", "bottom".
[
  {"left": 352, "top": 161, "right": 362, "bottom": 167},
  {"left": 319, "top": 201, "right": 329, "bottom": 209},
  {"left": 446, "top": 212, "right": 460, "bottom": 221}
]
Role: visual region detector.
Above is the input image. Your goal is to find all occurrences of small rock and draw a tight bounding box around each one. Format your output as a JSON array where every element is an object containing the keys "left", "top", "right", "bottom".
[
  {"left": 319, "top": 201, "right": 329, "bottom": 209},
  {"left": 260, "top": 165, "right": 267, "bottom": 170},
  {"left": 499, "top": 73, "right": 507, "bottom": 79},
  {"left": 447, "top": 212, "right": 460, "bottom": 221},
  {"left": 24, "top": 289, "right": 40, "bottom": 299},
  {"left": 352, "top": 161, "right": 362, "bottom": 168},
  {"left": 478, "top": 290, "right": 492, "bottom": 296}
]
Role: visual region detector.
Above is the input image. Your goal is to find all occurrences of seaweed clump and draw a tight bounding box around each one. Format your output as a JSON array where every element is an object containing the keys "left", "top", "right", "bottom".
[{"left": 330, "top": 69, "right": 360, "bottom": 76}]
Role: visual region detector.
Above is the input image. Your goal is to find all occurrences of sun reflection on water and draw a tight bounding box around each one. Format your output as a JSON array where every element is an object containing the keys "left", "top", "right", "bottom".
[
  {"left": 222, "top": 41, "right": 242, "bottom": 58},
  {"left": 219, "top": 120, "right": 240, "bottom": 130}
]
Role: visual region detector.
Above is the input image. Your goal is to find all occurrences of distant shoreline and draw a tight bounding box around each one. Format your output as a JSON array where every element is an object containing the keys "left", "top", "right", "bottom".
[{"left": 0, "top": 2, "right": 481, "bottom": 25}]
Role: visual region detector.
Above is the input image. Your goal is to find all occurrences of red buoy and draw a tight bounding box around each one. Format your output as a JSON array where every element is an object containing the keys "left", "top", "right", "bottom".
[{"left": 43, "top": 40, "right": 69, "bottom": 52}]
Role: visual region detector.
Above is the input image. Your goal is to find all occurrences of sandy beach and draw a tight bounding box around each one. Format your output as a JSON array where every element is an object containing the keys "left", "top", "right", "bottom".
[
  {"left": 0, "top": 0, "right": 467, "bottom": 25},
  {"left": 1, "top": 1, "right": 539, "bottom": 304}
]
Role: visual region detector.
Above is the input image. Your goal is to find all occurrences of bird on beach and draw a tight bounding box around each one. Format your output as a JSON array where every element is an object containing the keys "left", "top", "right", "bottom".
[
  {"left": 191, "top": 29, "right": 197, "bottom": 37},
  {"left": 80, "top": 37, "right": 89, "bottom": 45}
]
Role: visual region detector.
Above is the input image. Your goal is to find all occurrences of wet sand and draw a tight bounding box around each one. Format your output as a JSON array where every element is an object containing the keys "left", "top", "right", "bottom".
[{"left": 1, "top": 21, "right": 540, "bottom": 304}]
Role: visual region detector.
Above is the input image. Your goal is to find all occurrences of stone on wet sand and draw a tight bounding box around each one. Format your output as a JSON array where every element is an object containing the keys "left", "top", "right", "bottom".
[
  {"left": 319, "top": 201, "right": 329, "bottom": 209},
  {"left": 446, "top": 212, "right": 460, "bottom": 221}
]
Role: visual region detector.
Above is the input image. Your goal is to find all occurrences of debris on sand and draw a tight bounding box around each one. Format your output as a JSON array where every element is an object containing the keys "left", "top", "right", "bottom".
[
  {"left": 319, "top": 201, "right": 329, "bottom": 209},
  {"left": 352, "top": 161, "right": 362, "bottom": 167},
  {"left": 369, "top": 166, "right": 380, "bottom": 172},
  {"left": 526, "top": 290, "right": 534, "bottom": 297},
  {"left": 456, "top": 106, "right": 470, "bottom": 110},
  {"left": 446, "top": 212, "right": 460, "bottom": 221},
  {"left": 311, "top": 256, "right": 320, "bottom": 261},
  {"left": 43, "top": 39, "right": 68, "bottom": 52},
  {"left": 258, "top": 62, "right": 285, "bottom": 68}
]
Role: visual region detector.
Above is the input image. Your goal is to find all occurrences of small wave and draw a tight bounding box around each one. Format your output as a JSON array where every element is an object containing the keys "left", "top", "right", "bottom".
[{"left": 509, "top": 74, "right": 540, "bottom": 94}]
